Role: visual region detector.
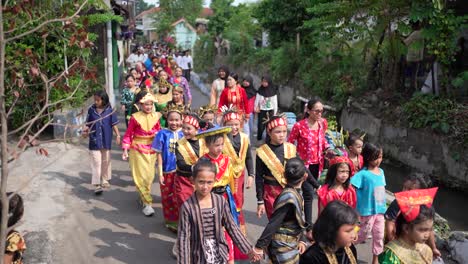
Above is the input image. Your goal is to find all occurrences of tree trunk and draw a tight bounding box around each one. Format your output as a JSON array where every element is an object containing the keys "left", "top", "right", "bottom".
[{"left": 0, "top": 2, "right": 10, "bottom": 263}]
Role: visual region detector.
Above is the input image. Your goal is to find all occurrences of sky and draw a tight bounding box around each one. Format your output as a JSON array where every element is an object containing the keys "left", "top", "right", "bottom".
[{"left": 143, "top": 0, "right": 259, "bottom": 7}]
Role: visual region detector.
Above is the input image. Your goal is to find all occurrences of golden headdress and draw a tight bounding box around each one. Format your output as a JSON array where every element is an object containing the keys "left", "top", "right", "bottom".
[
  {"left": 163, "top": 103, "right": 185, "bottom": 116},
  {"left": 139, "top": 93, "right": 158, "bottom": 103},
  {"left": 172, "top": 83, "right": 184, "bottom": 93},
  {"left": 158, "top": 78, "right": 173, "bottom": 91},
  {"left": 198, "top": 104, "right": 218, "bottom": 117}
]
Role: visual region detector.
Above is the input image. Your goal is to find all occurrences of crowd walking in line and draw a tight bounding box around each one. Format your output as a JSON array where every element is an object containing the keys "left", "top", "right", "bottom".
[{"left": 1, "top": 42, "right": 443, "bottom": 264}]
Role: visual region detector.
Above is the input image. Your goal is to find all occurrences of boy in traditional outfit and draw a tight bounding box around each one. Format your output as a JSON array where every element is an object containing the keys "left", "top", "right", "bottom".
[
  {"left": 174, "top": 112, "right": 207, "bottom": 209},
  {"left": 255, "top": 157, "right": 309, "bottom": 264},
  {"left": 221, "top": 105, "right": 254, "bottom": 234},
  {"left": 255, "top": 114, "right": 297, "bottom": 219},
  {"left": 177, "top": 159, "right": 259, "bottom": 264}
]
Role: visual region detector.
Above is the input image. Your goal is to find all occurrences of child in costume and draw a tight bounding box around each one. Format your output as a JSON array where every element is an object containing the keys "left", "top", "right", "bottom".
[
  {"left": 120, "top": 75, "right": 138, "bottom": 127},
  {"left": 220, "top": 105, "right": 255, "bottom": 236},
  {"left": 378, "top": 188, "right": 438, "bottom": 264},
  {"left": 196, "top": 125, "right": 240, "bottom": 264},
  {"left": 83, "top": 90, "right": 120, "bottom": 195},
  {"left": 1, "top": 193, "right": 26, "bottom": 264},
  {"left": 122, "top": 93, "right": 162, "bottom": 217},
  {"left": 384, "top": 174, "right": 440, "bottom": 258},
  {"left": 174, "top": 112, "right": 207, "bottom": 209},
  {"left": 177, "top": 159, "right": 258, "bottom": 264},
  {"left": 199, "top": 104, "right": 219, "bottom": 127},
  {"left": 350, "top": 143, "right": 386, "bottom": 264},
  {"left": 166, "top": 85, "right": 186, "bottom": 110},
  {"left": 317, "top": 156, "right": 357, "bottom": 214},
  {"left": 255, "top": 157, "right": 309, "bottom": 264},
  {"left": 154, "top": 78, "right": 173, "bottom": 128},
  {"left": 255, "top": 114, "right": 297, "bottom": 219},
  {"left": 345, "top": 134, "right": 364, "bottom": 175},
  {"left": 300, "top": 201, "right": 359, "bottom": 264},
  {"left": 152, "top": 104, "right": 184, "bottom": 232}
]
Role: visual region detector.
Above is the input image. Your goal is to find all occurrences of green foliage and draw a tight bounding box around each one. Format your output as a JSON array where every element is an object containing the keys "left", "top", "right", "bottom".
[
  {"left": 252, "top": 0, "right": 312, "bottom": 47},
  {"left": 223, "top": 4, "right": 261, "bottom": 66},
  {"left": 2, "top": 0, "right": 113, "bottom": 132},
  {"left": 193, "top": 34, "right": 216, "bottom": 73},
  {"left": 82, "top": 12, "right": 123, "bottom": 26},
  {"left": 402, "top": 93, "right": 459, "bottom": 136},
  {"left": 451, "top": 71, "right": 468, "bottom": 89},
  {"left": 158, "top": 0, "right": 203, "bottom": 25},
  {"left": 208, "top": 0, "right": 235, "bottom": 36}
]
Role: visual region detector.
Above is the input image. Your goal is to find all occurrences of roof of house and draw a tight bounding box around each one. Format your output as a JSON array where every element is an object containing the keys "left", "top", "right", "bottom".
[
  {"left": 171, "top": 18, "right": 197, "bottom": 33},
  {"left": 136, "top": 6, "right": 213, "bottom": 20}
]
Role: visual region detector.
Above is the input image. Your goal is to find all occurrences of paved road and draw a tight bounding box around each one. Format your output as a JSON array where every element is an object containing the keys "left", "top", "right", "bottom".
[{"left": 9, "top": 83, "right": 372, "bottom": 263}]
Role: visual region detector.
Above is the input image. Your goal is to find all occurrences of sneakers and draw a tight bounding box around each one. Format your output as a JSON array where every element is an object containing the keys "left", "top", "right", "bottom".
[
  {"left": 94, "top": 185, "right": 103, "bottom": 195},
  {"left": 172, "top": 243, "right": 178, "bottom": 259},
  {"left": 142, "top": 204, "right": 155, "bottom": 217}
]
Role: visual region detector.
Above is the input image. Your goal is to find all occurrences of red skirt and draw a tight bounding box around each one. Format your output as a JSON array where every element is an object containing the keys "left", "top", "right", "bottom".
[
  {"left": 264, "top": 184, "right": 284, "bottom": 219},
  {"left": 233, "top": 172, "right": 248, "bottom": 260},
  {"left": 161, "top": 172, "right": 178, "bottom": 231},
  {"left": 174, "top": 175, "right": 194, "bottom": 209}
]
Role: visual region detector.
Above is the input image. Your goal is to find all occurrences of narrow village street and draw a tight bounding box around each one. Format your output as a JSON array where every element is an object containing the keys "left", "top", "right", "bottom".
[{"left": 6, "top": 84, "right": 375, "bottom": 263}]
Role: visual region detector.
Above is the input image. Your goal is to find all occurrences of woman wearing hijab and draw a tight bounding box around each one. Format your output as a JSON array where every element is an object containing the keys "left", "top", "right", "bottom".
[
  {"left": 210, "top": 65, "right": 230, "bottom": 106},
  {"left": 241, "top": 75, "right": 257, "bottom": 138},
  {"left": 254, "top": 75, "right": 278, "bottom": 141}
]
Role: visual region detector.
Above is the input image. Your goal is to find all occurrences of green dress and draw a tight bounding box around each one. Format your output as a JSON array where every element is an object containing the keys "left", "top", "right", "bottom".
[
  {"left": 154, "top": 90, "right": 173, "bottom": 128},
  {"left": 378, "top": 239, "right": 432, "bottom": 264}
]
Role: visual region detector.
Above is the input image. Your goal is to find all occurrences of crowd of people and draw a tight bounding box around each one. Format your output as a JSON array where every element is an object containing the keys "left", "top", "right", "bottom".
[{"left": 0, "top": 43, "right": 442, "bottom": 264}]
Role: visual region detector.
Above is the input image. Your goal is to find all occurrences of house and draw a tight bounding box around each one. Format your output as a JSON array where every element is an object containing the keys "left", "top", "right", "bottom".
[
  {"left": 135, "top": 7, "right": 213, "bottom": 48},
  {"left": 171, "top": 18, "right": 197, "bottom": 50}
]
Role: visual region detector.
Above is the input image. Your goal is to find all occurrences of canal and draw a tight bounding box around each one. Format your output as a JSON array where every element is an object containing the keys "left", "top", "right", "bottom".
[{"left": 383, "top": 162, "right": 468, "bottom": 231}]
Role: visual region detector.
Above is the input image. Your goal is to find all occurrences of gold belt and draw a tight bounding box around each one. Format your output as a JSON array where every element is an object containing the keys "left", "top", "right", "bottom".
[
  {"left": 132, "top": 137, "right": 154, "bottom": 145},
  {"left": 272, "top": 233, "right": 299, "bottom": 243}
]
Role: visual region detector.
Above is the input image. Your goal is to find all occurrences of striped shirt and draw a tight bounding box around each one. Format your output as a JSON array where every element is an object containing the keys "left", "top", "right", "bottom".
[{"left": 177, "top": 193, "right": 252, "bottom": 264}]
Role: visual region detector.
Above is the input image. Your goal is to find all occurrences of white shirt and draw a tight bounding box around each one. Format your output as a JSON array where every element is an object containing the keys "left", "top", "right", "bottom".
[
  {"left": 179, "top": 55, "right": 193, "bottom": 70},
  {"left": 126, "top": 53, "right": 147, "bottom": 68}
]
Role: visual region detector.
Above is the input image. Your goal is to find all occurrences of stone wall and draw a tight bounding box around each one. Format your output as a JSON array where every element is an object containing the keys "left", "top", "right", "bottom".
[{"left": 340, "top": 106, "right": 468, "bottom": 191}]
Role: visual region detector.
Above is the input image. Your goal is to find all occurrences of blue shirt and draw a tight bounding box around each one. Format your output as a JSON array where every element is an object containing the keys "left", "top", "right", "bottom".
[
  {"left": 86, "top": 105, "right": 119, "bottom": 150},
  {"left": 350, "top": 168, "right": 386, "bottom": 216},
  {"left": 152, "top": 128, "right": 183, "bottom": 173}
]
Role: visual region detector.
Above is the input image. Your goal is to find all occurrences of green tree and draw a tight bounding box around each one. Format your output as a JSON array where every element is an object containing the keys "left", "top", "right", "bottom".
[
  {"left": 208, "top": 0, "right": 234, "bottom": 36},
  {"left": 0, "top": 1, "right": 120, "bottom": 262},
  {"left": 154, "top": 0, "right": 203, "bottom": 37},
  {"left": 253, "top": 0, "right": 312, "bottom": 48}
]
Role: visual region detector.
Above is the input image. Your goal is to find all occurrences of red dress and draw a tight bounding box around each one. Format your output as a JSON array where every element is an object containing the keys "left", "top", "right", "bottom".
[
  {"left": 218, "top": 86, "right": 250, "bottom": 117},
  {"left": 317, "top": 184, "right": 357, "bottom": 214}
]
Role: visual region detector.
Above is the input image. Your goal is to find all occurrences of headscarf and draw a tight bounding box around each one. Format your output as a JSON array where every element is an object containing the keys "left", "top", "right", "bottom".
[
  {"left": 242, "top": 74, "right": 257, "bottom": 99},
  {"left": 258, "top": 75, "right": 277, "bottom": 97}
]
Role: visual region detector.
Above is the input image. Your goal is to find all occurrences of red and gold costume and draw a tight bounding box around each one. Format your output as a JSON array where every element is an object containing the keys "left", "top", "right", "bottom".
[
  {"left": 222, "top": 108, "right": 255, "bottom": 260},
  {"left": 255, "top": 115, "right": 297, "bottom": 219},
  {"left": 174, "top": 114, "right": 207, "bottom": 209}
]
